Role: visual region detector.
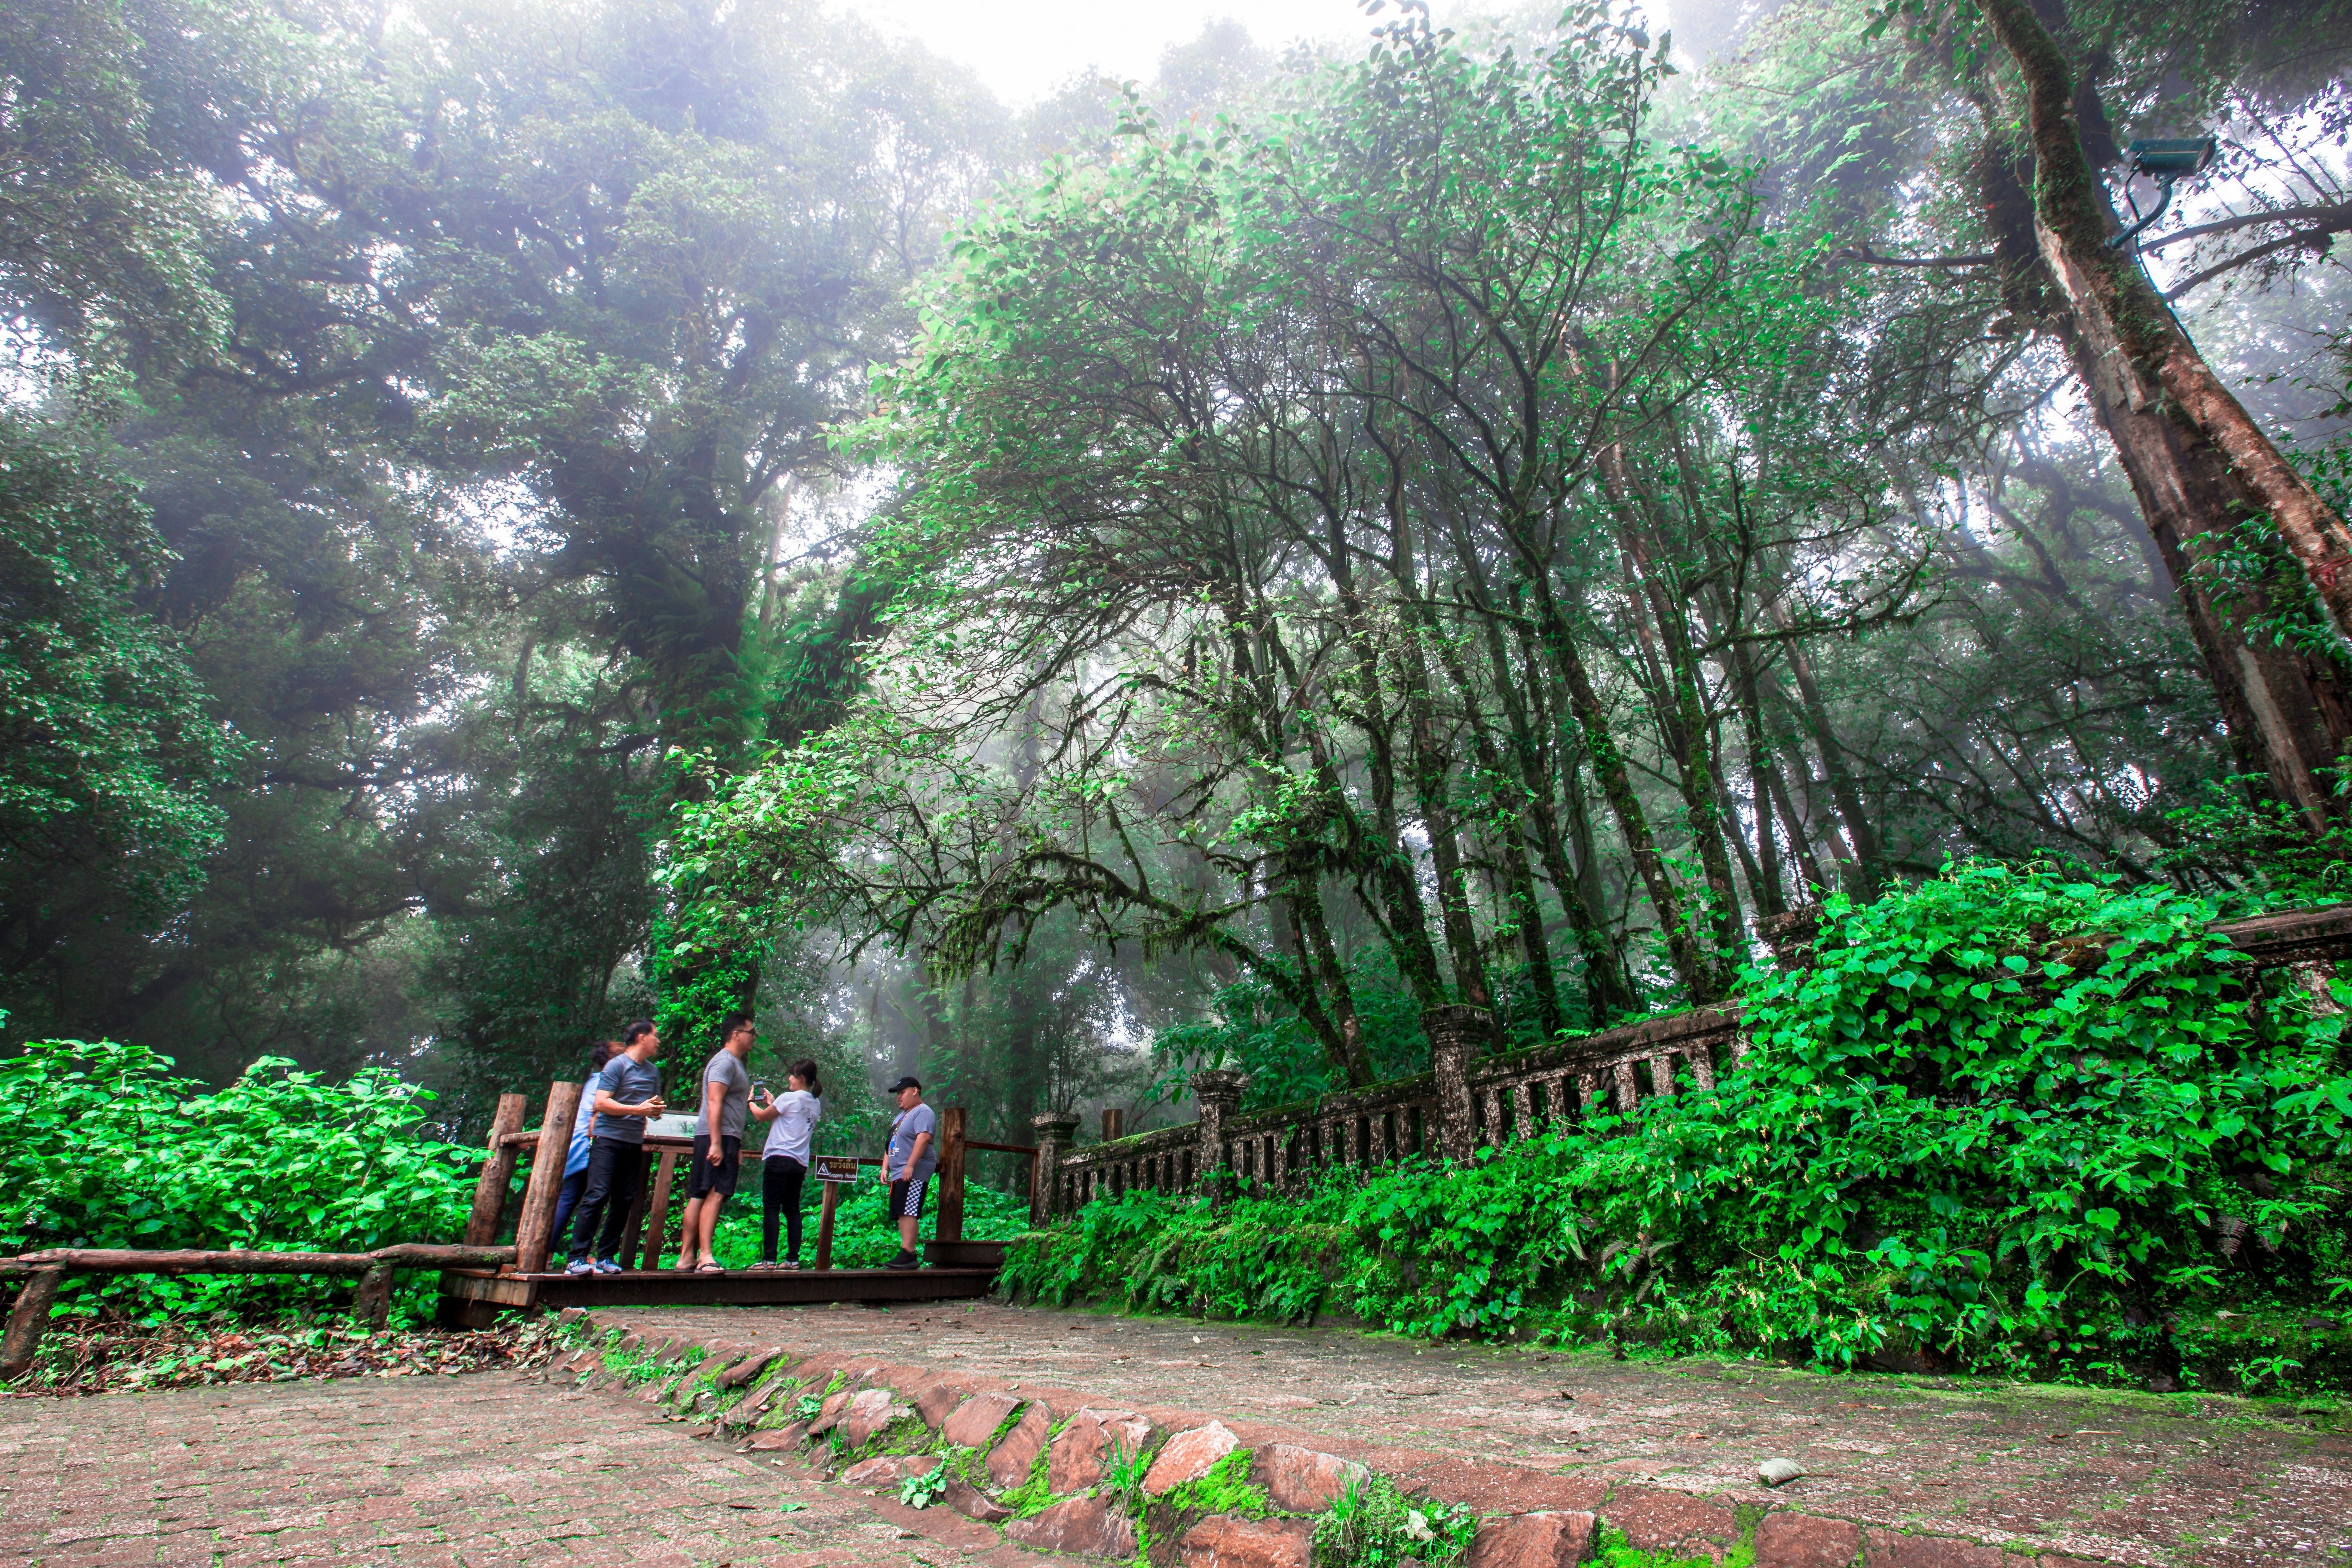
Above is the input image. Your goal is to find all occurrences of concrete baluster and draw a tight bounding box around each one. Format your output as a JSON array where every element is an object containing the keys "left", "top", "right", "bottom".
[
  {"left": 1424, "top": 1004, "right": 1490, "bottom": 1163},
  {"left": 1031, "top": 1112, "right": 1079, "bottom": 1225},
  {"left": 1190, "top": 1069, "right": 1249, "bottom": 1207}
]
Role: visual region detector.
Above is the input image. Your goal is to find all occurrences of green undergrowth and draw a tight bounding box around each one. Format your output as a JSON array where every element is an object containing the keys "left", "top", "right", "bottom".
[
  {"left": 1001, "top": 864, "right": 2352, "bottom": 1391},
  {"left": 1310, "top": 1471, "right": 1475, "bottom": 1566},
  {"left": 1589, "top": 1525, "right": 1746, "bottom": 1568}
]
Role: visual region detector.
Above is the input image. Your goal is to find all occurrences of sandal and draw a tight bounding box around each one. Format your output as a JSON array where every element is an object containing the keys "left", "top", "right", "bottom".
[{"left": 696, "top": 1261, "right": 726, "bottom": 1274}]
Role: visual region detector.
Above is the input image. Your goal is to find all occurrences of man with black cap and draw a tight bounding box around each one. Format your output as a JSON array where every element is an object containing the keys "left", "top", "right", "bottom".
[{"left": 879, "top": 1075, "right": 935, "bottom": 1271}]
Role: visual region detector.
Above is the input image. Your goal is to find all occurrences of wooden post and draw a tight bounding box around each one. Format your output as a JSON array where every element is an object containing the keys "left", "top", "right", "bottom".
[
  {"left": 1101, "top": 1107, "right": 1124, "bottom": 1142},
  {"left": 638, "top": 1150, "right": 680, "bottom": 1271},
  {"left": 0, "top": 1265, "right": 64, "bottom": 1378},
  {"left": 936, "top": 1107, "right": 968, "bottom": 1246},
  {"left": 465, "top": 1093, "right": 529, "bottom": 1246},
  {"left": 511, "top": 1080, "right": 582, "bottom": 1275},
  {"left": 352, "top": 1260, "right": 395, "bottom": 1329},
  {"left": 814, "top": 1179, "right": 841, "bottom": 1270}
]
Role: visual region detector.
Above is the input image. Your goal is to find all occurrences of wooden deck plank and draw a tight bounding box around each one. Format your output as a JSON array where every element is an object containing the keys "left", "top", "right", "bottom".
[{"left": 522, "top": 1265, "right": 997, "bottom": 1309}]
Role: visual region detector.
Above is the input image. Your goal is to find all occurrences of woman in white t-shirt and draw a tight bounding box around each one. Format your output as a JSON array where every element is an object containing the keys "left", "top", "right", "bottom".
[{"left": 748, "top": 1058, "right": 823, "bottom": 1270}]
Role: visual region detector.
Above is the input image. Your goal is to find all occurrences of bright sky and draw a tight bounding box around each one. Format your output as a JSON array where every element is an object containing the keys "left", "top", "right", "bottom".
[{"left": 838, "top": 0, "right": 1404, "bottom": 105}]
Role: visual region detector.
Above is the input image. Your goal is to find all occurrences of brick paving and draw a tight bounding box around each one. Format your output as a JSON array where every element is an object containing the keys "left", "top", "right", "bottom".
[
  {"left": 615, "top": 1302, "right": 2352, "bottom": 1568},
  {"left": 1, "top": 1302, "right": 2345, "bottom": 1567},
  {"left": 0, "top": 1370, "right": 1063, "bottom": 1568}
]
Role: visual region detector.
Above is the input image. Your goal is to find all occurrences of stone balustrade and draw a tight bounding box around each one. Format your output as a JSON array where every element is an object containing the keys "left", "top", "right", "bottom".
[
  {"left": 1034, "top": 1003, "right": 1741, "bottom": 1218},
  {"left": 1027, "top": 901, "right": 2352, "bottom": 1223}
]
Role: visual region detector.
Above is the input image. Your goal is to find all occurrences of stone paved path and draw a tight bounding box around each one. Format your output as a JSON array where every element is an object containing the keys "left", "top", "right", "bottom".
[
  {"left": 617, "top": 1302, "right": 2352, "bottom": 1568},
  {"left": 0, "top": 1370, "right": 1060, "bottom": 1568}
]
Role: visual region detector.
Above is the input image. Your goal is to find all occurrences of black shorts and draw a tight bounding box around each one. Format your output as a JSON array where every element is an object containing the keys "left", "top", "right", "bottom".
[
  {"left": 888, "top": 1176, "right": 928, "bottom": 1221},
  {"left": 688, "top": 1133, "right": 742, "bottom": 1198}
]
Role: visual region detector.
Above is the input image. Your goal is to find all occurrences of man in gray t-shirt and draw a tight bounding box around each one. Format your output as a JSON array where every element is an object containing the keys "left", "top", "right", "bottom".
[
  {"left": 678, "top": 1013, "right": 756, "bottom": 1272},
  {"left": 566, "top": 1020, "right": 666, "bottom": 1274},
  {"left": 880, "top": 1077, "right": 936, "bottom": 1271}
]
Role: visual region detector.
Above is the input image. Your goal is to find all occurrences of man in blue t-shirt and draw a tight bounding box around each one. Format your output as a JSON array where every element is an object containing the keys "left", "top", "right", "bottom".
[
  {"left": 564, "top": 1019, "right": 666, "bottom": 1274},
  {"left": 879, "top": 1075, "right": 935, "bottom": 1271}
]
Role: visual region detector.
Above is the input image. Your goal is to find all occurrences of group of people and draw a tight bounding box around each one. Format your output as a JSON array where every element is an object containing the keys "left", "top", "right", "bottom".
[{"left": 548, "top": 1013, "right": 939, "bottom": 1274}]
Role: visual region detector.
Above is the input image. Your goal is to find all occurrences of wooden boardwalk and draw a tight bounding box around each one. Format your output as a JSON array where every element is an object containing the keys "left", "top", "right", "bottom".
[
  {"left": 443, "top": 1089, "right": 1029, "bottom": 1324},
  {"left": 440, "top": 1264, "right": 997, "bottom": 1318}
]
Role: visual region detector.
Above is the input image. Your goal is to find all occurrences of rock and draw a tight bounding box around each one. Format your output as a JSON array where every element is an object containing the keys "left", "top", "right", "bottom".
[
  {"left": 1251, "top": 1444, "right": 1370, "bottom": 1513},
  {"left": 917, "top": 1378, "right": 980, "bottom": 1430},
  {"left": 557, "top": 1307, "right": 584, "bottom": 1323},
  {"left": 841, "top": 1453, "right": 936, "bottom": 1488},
  {"left": 942, "top": 1389, "right": 1023, "bottom": 1449},
  {"left": 1176, "top": 1513, "right": 1315, "bottom": 1567},
  {"left": 1752, "top": 1513, "right": 1861, "bottom": 1568},
  {"left": 806, "top": 1389, "right": 854, "bottom": 1436},
  {"left": 838, "top": 1388, "right": 907, "bottom": 1448},
  {"left": 1005, "top": 1495, "right": 1137, "bottom": 1559},
  {"left": 944, "top": 1474, "right": 1011, "bottom": 1523},
  {"left": 989, "top": 1400, "right": 1054, "bottom": 1491},
  {"left": 744, "top": 1424, "right": 805, "bottom": 1452},
  {"left": 1050, "top": 1407, "right": 1157, "bottom": 1493},
  {"left": 718, "top": 1348, "right": 780, "bottom": 1389},
  {"left": 1145, "top": 1421, "right": 1242, "bottom": 1497},
  {"left": 1467, "top": 1511, "right": 1599, "bottom": 1568},
  {"left": 1758, "top": 1457, "right": 1807, "bottom": 1488},
  {"left": 1861, "top": 1531, "right": 2014, "bottom": 1568},
  {"left": 1604, "top": 1487, "right": 1737, "bottom": 1557}
]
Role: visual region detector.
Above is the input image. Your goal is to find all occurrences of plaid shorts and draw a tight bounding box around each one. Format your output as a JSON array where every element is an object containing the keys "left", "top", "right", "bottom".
[{"left": 888, "top": 1176, "right": 928, "bottom": 1220}]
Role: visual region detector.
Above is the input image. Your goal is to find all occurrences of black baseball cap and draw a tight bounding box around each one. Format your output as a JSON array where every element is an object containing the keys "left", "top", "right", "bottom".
[{"left": 885, "top": 1075, "right": 922, "bottom": 1092}]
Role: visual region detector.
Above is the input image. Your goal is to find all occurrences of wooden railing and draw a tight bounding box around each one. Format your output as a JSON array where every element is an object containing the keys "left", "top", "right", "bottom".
[
  {"left": 0, "top": 1243, "right": 513, "bottom": 1377},
  {"left": 1028, "top": 902, "right": 2352, "bottom": 1218},
  {"left": 458, "top": 1091, "right": 1039, "bottom": 1274}
]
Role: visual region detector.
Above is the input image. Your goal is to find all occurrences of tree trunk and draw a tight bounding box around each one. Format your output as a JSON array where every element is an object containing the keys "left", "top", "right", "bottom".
[{"left": 1978, "top": 0, "right": 2352, "bottom": 830}]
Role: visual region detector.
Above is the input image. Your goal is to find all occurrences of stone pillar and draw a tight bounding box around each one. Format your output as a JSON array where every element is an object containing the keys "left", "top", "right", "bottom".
[
  {"left": 1031, "top": 1112, "right": 1079, "bottom": 1226},
  {"left": 1759, "top": 904, "right": 1823, "bottom": 973},
  {"left": 1190, "top": 1069, "right": 1249, "bottom": 1206},
  {"left": 1424, "top": 1004, "right": 1491, "bottom": 1163}
]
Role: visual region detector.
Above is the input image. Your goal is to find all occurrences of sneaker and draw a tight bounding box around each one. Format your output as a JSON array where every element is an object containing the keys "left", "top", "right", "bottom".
[
  {"left": 564, "top": 1257, "right": 594, "bottom": 1276},
  {"left": 593, "top": 1257, "right": 622, "bottom": 1275},
  {"left": 883, "top": 1250, "right": 918, "bottom": 1271}
]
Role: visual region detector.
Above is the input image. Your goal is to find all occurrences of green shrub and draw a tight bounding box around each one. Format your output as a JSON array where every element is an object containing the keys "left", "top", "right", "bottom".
[
  {"left": 1006, "top": 864, "right": 2352, "bottom": 1385},
  {"left": 0, "top": 1037, "right": 475, "bottom": 1320},
  {"left": 1311, "top": 1472, "right": 1476, "bottom": 1566}
]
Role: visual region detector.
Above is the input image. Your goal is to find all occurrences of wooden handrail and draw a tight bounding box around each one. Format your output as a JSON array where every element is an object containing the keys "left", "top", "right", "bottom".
[
  {"left": 0, "top": 1243, "right": 519, "bottom": 1378},
  {"left": 964, "top": 1140, "right": 1037, "bottom": 1156}
]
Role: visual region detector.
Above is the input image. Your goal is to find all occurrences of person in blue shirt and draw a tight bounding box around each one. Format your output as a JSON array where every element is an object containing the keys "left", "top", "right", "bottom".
[{"left": 549, "top": 1040, "right": 618, "bottom": 1249}]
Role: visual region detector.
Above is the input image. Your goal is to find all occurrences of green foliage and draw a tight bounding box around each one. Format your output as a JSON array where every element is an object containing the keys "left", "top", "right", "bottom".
[
  {"left": 0, "top": 417, "right": 238, "bottom": 969},
  {"left": 1311, "top": 1473, "right": 1476, "bottom": 1567},
  {"left": 1097, "top": 1436, "right": 1151, "bottom": 1515},
  {"left": 0, "top": 1037, "right": 475, "bottom": 1318},
  {"left": 899, "top": 1466, "right": 950, "bottom": 1509},
  {"left": 1149, "top": 954, "right": 1436, "bottom": 1112},
  {"left": 2156, "top": 774, "right": 2352, "bottom": 908},
  {"left": 697, "top": 1169, "right": 1030, "bottom": 1270},
  {"left": 1008, "top": 866, "right": 2352, "bottom": 1385}
]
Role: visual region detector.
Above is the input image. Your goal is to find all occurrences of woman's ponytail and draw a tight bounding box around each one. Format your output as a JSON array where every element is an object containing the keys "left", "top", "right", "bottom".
[{"left": 792, "top": 1057, "right": 821, "bottom": 1098}]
